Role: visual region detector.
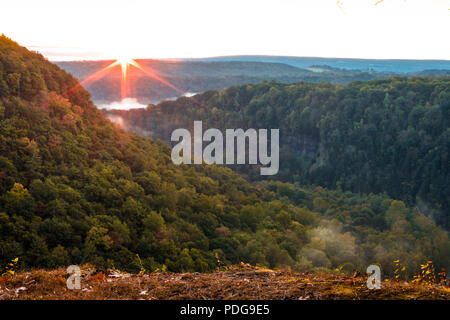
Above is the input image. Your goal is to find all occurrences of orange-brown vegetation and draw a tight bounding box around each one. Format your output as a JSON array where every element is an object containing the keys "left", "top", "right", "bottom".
[{"left": 1, "top": 264, "right": 448, "bottom": 300}]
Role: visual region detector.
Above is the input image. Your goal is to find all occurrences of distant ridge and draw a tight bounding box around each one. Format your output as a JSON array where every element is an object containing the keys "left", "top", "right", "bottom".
[{"left": 180, "top": 55, "right": 450, "bottom": 73}]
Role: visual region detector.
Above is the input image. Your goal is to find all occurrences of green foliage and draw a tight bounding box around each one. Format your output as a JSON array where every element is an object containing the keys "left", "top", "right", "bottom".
[
  {"left": 0, "top": 36, "right": 448, "bottom": 276},
  {"left": 106, "top": 77, "right": 450, "bottom": 229}
]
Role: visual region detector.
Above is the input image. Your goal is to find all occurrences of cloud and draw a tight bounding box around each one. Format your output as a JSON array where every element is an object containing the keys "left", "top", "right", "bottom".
[{"left": 161, "top": 92, "right": 198, "bottom": 103}]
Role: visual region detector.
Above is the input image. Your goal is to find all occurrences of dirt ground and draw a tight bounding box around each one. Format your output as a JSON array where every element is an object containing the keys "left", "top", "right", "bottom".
[{"left": 1, "top": 264, "right": 449, "bottom": 300}]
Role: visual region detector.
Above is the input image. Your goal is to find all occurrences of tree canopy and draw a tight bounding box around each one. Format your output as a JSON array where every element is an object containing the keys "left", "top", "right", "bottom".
[
  {"left": 106, "top": 77, "right": 450, "bottom": 229},
  {"left": 1, "top": 35, "right": 448, "bottom": 276}
]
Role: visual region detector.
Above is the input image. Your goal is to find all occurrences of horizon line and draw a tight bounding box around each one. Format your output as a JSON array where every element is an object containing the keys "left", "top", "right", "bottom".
[{"left": 48, "top": 54, "right": 450, "bottom": 63}]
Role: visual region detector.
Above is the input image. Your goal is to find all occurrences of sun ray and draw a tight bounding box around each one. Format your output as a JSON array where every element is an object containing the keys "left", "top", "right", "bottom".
[
  {"left": 65, "top": 56, "right": 187, "bottom": 103},
  {"left": 118, "top": 58, "right": 130, "bottom": 99},
  {"left": 129, "top": 60, "right": 184, "bottom": 94},
  {"left": 65, "top": 60, "right": 120, "bottom": 97},
  {"left": 80, "top": 60, "right": 120, "bottom": 87}
]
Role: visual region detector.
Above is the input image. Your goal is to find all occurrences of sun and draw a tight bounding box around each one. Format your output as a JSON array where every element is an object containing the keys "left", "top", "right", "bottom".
[
  {"left": 71, "top": 54, "right": 183, "bottom": 101},
  {"left": 117, "top": 56, "right": 133, "bottom": 70},
  {"left": 114, "top": 56, "right": 135, "bottom": 100}
]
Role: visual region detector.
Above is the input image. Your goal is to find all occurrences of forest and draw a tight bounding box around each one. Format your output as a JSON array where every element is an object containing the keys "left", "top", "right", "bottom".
[
  {"left": 0, "top": 35, "right": 449, "bottom": 280},
  {"left": 105, "top": 78, "right": 450, "bottom": 230}
]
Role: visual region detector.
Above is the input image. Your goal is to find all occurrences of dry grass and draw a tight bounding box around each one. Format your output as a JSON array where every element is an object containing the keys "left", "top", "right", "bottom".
[{"left": 0, "top": 264, "right": 449, "bottom": 300}]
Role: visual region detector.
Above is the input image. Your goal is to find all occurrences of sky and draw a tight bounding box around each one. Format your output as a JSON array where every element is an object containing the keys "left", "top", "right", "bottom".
[{"left": 1, "top": 0, "right": 449, "bottom": 61}]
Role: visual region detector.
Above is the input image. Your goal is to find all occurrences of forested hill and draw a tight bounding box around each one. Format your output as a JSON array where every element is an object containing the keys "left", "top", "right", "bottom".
[
  {"left": 185, "top": 55, "right": 450, "bottom": 73},
  {"left": 104, "top": 78, "right": 450, "bottom": 230},
  {"left": 0, "top": 35, "right": 449, "bottom": 278}
]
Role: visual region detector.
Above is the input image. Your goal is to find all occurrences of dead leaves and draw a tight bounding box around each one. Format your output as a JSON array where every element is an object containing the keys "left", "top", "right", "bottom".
[{"left": 0, "top": 266, "right": 449, "bottom": 300}]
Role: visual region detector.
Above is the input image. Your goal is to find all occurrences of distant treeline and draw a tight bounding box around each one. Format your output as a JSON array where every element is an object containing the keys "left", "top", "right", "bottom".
[{"left": 56, "top": 59, "right": 412, "bottom": 104}]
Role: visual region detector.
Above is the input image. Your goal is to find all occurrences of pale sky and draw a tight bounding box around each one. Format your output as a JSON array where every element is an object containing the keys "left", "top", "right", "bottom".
[{"left": 1, "top": 0, "right": 449, "bottom": 60}]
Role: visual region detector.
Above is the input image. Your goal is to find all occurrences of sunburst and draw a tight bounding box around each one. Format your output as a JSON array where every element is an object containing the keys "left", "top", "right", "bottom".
[
  {"left": 115, "top": 56, "right": 133, "bottom": 99},
  {"left": 69, "top": 56, "right": 183, "bottom": 101}
]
